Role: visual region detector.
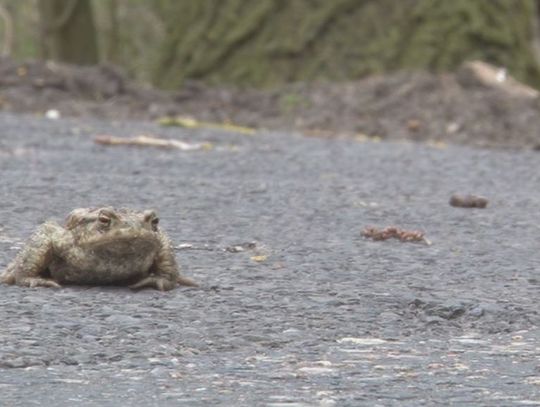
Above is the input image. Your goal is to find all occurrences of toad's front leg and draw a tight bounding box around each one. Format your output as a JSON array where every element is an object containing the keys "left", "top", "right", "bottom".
[
  {"left": 129, "top": 234, "right": 197, "bottom": 291},
  {"left": 1, "top": 222, "right": 62, "bottom": 288}
]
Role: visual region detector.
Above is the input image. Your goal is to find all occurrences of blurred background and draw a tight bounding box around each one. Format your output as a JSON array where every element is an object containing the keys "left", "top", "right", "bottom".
[
  {"left": 2, "top": 0, "right": 540, "bottom": 88},
  {"left": 1, "top": 0, "right": 540, "bottom": 148}
]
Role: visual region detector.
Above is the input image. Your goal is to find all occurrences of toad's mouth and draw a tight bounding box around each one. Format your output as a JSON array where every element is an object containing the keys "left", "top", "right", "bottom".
[{"left": 81, "top": 229, "right": 160, "bottom": 252}]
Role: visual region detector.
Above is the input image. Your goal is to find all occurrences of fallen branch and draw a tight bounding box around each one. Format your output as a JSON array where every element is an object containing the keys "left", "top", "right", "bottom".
[
  {"left": 362, "top": 226, "right": 431, "bottom": 245},
  {"left": 94, "top": 134, "right": 212, "bottom": 151},
  {"left": 457, "top": 60, "right": 538, "bottom": 99}
]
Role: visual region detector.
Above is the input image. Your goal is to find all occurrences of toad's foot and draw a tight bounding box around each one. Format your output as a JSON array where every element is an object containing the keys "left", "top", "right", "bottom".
[
  {"left": 129, "top": 276, "right": 176, "bottom": 291},
  {"left": 177, "top": 275, "right": 198, "bottom": 287},
  {"left": 18, "top": 277, "right": 61, "bottom": 288}
]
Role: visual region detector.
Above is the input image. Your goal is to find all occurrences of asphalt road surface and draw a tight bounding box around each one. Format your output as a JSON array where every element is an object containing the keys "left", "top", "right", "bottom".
[{"left": 0, "top": 112, "right": 538, "bottom": 406}]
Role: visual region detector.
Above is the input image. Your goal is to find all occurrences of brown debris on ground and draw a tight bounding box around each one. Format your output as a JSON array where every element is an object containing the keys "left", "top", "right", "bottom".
[
  {"left": 1, "top": 57, "right": 540, "bottom": 149},
  {"left": 362, "top": 226, "right": 431, "bottom": 245},
  {"left": 449, "top": 194, "right": 489, "bottom": 208}
]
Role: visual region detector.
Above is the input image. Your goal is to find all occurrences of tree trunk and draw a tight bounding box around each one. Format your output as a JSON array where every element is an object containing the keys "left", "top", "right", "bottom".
[
  {"left": 39, "top": 0, "right": 98, "bottom": 65},
  {"left": 0, "top": 4, "right": 13, "bottom": 56},
  {"left": 152, "top": 0, "right": 540, "bottom": 88},
  {"left": 102, "top": 0, "right": 119, "bottom": 64}
]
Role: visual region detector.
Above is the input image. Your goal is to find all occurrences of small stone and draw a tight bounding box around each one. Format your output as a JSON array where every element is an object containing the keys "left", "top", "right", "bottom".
[
  {"left": 469, "top": 306, "right": 484, "bottom": 317},
  {"left": 150, "top": 366, "right": 168, "bottom": 377},
  {"left": 0, "top": 357, "right": 43, "bottom": 368},
  {"left": 337, "top": 337, "right": 387, "bottom": 345},
  {"left": 379, "top": 311, "right": 401, "bottom": 322},
  {"left": 45, "top": 109, "right": 61, "bottom": 120}
]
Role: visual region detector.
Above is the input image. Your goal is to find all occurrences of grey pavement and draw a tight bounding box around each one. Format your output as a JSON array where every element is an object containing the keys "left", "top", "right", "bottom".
[{"left": 0, "top": 112, "right": 538, "bottom": 406}]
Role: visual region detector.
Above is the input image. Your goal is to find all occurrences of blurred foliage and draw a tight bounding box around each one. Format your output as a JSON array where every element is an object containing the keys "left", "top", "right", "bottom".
[{"left": 1, "top": 0, "right": 540, "bottom": 88}]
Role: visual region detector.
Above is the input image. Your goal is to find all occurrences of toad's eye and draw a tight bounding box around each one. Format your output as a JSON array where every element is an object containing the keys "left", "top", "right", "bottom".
[
  {"left": 143, "top": 210, "right": 159, "bottom": 230},
  {"left": 98, "top": 214, "right": 111, "bottom": 226}
]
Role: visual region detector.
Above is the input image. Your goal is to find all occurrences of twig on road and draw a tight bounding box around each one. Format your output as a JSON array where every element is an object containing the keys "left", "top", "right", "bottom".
[{"left": 94, "top": 134, "right": 213, "bottom": 151}]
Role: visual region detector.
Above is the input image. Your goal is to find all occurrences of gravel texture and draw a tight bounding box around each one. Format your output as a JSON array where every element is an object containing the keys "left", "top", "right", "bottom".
[{"left": 0, "top": 112, "right": 538, "bottom": 406}]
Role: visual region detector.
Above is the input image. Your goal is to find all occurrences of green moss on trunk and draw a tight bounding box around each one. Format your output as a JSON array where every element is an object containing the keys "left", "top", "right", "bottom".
[{"left": 153, "top": 0, "right": 540, "bottom": 88}]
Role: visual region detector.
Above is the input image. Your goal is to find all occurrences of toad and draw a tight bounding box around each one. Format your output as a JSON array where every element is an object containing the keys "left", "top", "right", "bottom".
[{"left": 1, "top": 207, "right": 197, "bottom": 291}]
